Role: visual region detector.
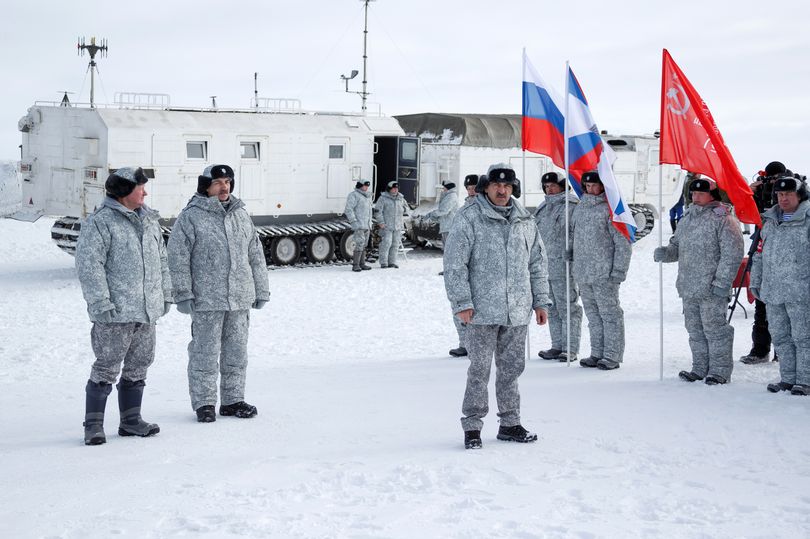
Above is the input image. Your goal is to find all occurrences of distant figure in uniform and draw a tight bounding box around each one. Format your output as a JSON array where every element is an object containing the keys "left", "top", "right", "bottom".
[
  {"left": 76, "top": 167, "right": 172, "bottom": 445},
  {"left": 740, "top": 161, "right": 787, "bottom": 364},
  {"left": 751, "top": 174, "right": 810, "bottom": 395},
  {"left": 463, "top": 174, "right": 478, "bottom": 205},
  {"left": 344, "top": 179, "right": 373, "bottom": 272},
  {"left": 444, "top": 163, "right": 550, "bottom": 450},
  {"left": 373, "top": 180, "right": 410, "bottom": 269},
  {"left": 534, "top": 172, "right": 582, "bottom": 363},
  {"left": 168, "top": 164, "right": 270, "bottom": 423},
  {"left": 571, "top": 171, "right": 632, "bottom": 370},
  {"left": 654, "top": 177, "right": 744, "bottom": 385},
  {"left": 426, "top": 180, "right": 460, "bottom": 248}
]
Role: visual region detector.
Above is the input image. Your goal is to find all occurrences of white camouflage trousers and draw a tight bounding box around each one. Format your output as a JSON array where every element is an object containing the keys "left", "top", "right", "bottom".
[
  {"left": 547, "top": 278, "right": 582, "bottom": 354},
  {"left": 188, "top": 310, "right": 250, "bottom": 410},
  {"left": 378, "top": 229, "right": 400, "bottom": 266},
  {"left": 683, "top": 296, "right": 734, "bottom": 380},
  {"left": 767, "top": 302, "right": 810, "bottom": 386},
  {"left": 89, "top": 322, "right": 156, "bottom": 384},
  {"left": 352, "top": 229, "right": 370, "bottom": 255},
  {"left": 461, "top": 324, "right": 527, "bottom": 432},
  {"left": 579, "top": 282, "right": 625, "bottom": 362}
]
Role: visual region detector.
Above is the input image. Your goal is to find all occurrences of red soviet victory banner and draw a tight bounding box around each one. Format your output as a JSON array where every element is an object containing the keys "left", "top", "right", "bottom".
[{"left": 659, "top": 49, "right": 760, "bottom": 225}]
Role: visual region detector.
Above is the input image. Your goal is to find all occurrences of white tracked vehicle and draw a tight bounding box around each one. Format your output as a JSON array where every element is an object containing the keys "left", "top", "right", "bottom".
[{"left": 16, "top": 95, "right": 422, "bottom": 266}]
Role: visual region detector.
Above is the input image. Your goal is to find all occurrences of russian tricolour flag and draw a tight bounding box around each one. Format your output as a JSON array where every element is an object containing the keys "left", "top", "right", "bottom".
[
  {"left": 522, "top": 51, "right": 565, "bottom": 170},
  {"left": 566, "top": 67, "right": 636, "bottom": 243}
]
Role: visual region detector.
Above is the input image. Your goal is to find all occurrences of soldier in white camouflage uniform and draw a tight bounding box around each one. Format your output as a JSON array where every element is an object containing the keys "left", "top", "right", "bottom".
[
  {"left": 345, "top": 179, "right": 373, "bottom": 272},
  {"left": 76, "top": 167, "right": 172, "bottom": 445},
  {"left": 571, "top": 171, "right": 632, "bottom": 370},
  {"left": 750, "top": 175, "right": 810, "bottom": 395},
  {"left": 426, "top": 180, "right": 460, "bottom": 247},
  {"left": 444, "top": 163, "right": 551, "bottom": 450},
  {"left": 534, "top": 172, "right": 582, "bottom": 362},
  {"left": 654, "top": 177, "right": 744, "bottom": 385},
  {"left": 373, "top": 180, "right": 410, "bottom": 268},
  {"left": 168, "top": 165, "right": 270, "bottom": 422}
]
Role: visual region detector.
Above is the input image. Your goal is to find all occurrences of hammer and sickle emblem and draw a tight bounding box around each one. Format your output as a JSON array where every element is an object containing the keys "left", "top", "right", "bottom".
[{"left": 666, "top": 84, "right": 690, "bottom": 116}]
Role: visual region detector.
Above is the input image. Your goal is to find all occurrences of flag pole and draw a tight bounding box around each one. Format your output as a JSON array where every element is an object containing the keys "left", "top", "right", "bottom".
[
  {"left": 658, "top": 156, "right": 664, "bottom": 381},
  {"left": 564, "top": 60, "right": 571, "bottom": 366},
  {"left": 523, "top": 47, "right": 531, "bottom": 363},
  {"left": 658, "top": 50, "right": 665, "bottom": 381}
]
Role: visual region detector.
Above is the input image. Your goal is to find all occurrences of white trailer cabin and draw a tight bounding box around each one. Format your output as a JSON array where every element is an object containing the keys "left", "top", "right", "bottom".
[{"left": 17, "top": 97, "right": 419, "bottom": 264}]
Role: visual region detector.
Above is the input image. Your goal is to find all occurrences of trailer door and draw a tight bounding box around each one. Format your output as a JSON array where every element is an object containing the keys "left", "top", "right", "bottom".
[
  {"left": 238, "top": 140, "right": 264, "bottom": 209},
  {"left": 326, "top": 137, "right": 351, "bottom": 199}
]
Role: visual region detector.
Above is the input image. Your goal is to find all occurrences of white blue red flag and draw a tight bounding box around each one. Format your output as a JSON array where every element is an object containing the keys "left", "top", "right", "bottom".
[
  {"left": 521, "top": 51, "right": 565, "bottom": 169},
  {"left": 566, "top": 67, "right": 636, "bottom": 242}
]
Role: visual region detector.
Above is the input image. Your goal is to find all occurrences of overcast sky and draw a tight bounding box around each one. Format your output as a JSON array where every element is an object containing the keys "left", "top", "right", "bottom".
[{"left": 3, "top": 0, "right": 808, "bottom": 176}]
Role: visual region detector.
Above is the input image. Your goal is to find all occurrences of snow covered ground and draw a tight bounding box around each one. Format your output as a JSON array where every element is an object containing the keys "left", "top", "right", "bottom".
[{"left": 1, "top": 217, "right": 808, "bottom": 539}]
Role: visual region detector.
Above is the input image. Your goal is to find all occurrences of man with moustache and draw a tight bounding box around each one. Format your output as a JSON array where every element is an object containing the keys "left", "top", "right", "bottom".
[
  {"left": 76, "top": 167, "right": 172, "bottom": 445},
  {"left": 444, "top": 163, "right": 551, "bottom": 449}
]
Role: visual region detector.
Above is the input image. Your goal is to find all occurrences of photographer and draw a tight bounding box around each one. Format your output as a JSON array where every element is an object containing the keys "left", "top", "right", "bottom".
[{"left": 740, "top": 161, "right": 786, "bottom": 364}]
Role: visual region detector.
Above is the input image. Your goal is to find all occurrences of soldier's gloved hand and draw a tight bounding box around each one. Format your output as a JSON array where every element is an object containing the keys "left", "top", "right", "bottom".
[
  {"left": 252, "top": 299, "right": 268, "bottom": 310},
  {"left": 96, "top": 309, "right": 115, "bottom": 323},
  {"left": 565, "top": 249, "right": 574, "bottom": 262},
  {"left": 176, "top": 299, "right": 195, "bottom": 315},
  {"left": 712, "top": 285, "right": 729, "bottom": 299},
  {"left": 653, "top": 246, "right": 667, "bottom": 262},
  {"left": 749, "top": 287, "right": 761, "bottom": 301},
  {"left": 163, "top": 302, "right": 172, "bottom": 316}
]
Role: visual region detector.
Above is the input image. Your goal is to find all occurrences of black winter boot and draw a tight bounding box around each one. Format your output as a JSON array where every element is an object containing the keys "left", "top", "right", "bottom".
[
  {"left": 449, "top": 347, "right": 468, "bottom": 357},
  {"left": 219, "top": 401, "right": 258, "bottom": 418},
  {"left": 84, "top": 380, "right": 112, "bottom": 446},
  {"left": 497, "top": 424, "right": 538, "bottom": 443},
  {"left": 351, "top": 251, "right": 362, "bottom": 272},
  {"left": 580, "top": 356, "right": 600, "bottom": 368},
  {"left": 464, "top": 430, "right": 482, "bottom": 449},
  {"left": 790, "top": 384, "right": 810, "bottom": 396},
  {"left": 538, "top": 348, "right": 563, "bottom": 360},
  {"left": 196, "top": 405, "right": 216, "bottom": 422},
  {"left": 360, "top": 250, "right": 372, "bottom": 270},
  {"left": 704, "top": 374, "right": 728, "bottom": 386},
  {"left": 117, "top": 379, "right": 160, "bottom": 437},
  {"left": 678, "top": 371, "right": 704, "bottom": 382},
  {"left": 767, "top": 381, "right": 794, "bottom": 393}
]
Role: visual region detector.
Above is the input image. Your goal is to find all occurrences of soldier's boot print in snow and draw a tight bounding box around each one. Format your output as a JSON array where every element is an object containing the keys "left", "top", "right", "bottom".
[
  {"left": 84, "top": 380, "right": 112, "bottom": 446},
  {"left": 117, "top": 379, "right": 160, "bottom": 437}
]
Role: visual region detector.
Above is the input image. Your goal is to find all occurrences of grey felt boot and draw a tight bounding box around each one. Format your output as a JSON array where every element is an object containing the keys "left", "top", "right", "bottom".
[
  {"left": 84, "top": 380, "right": 112, "bottom": 446},
  {"left": 117, "top": 379, "right": 160, "bottom": 437}
]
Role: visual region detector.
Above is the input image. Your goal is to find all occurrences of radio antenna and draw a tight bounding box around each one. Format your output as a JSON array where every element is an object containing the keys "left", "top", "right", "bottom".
[{"left": 77, "top": 36, "right": 108, "bottom": 108}]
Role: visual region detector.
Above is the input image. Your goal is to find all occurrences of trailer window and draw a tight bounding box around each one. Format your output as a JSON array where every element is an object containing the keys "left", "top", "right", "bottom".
[
  {"left": 186, "top": 141, "right": 207, "bottom": 160},
  {"left": 240, "top": 142, "right": 260, "bottom": 160},
  {"left": 400, "top": 140, "right": 417, "bottom": 163},
  {"left": 329, "top": 144, "right": 345, "bottom": 160}
]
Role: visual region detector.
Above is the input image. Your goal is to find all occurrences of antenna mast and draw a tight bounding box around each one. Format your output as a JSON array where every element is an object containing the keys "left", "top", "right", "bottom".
[
  {"left": 360, "top": 0, "right": 373, "bottom": 113},
  {"left": 77, "top": 36, "right": 108, "bottom": 108},
  {"left": 340, "top": 0, "right": 375, "bottom": 114}
]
